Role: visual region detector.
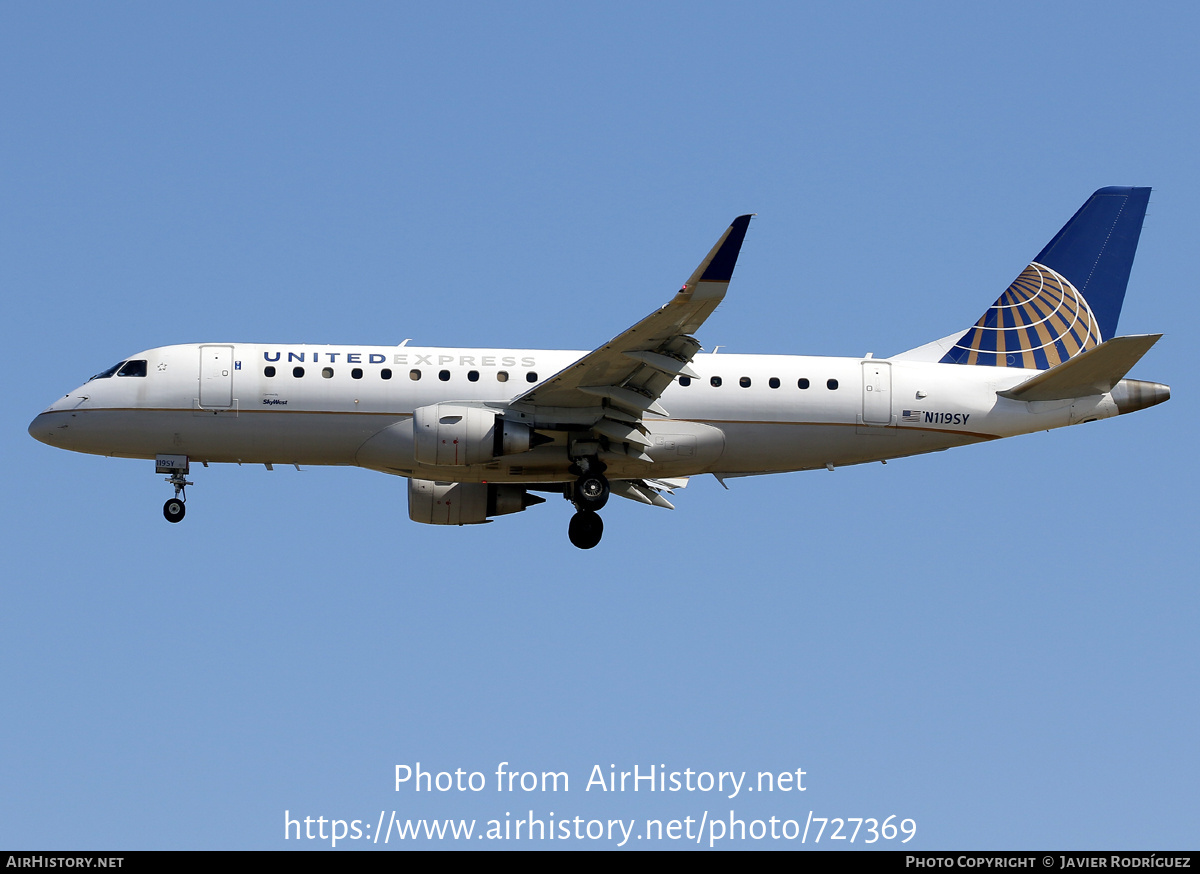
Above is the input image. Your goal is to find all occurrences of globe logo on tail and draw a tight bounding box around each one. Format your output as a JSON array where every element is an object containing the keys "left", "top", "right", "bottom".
[{"left": 941, "top": 262, "right": 1101, "bottom": 369}]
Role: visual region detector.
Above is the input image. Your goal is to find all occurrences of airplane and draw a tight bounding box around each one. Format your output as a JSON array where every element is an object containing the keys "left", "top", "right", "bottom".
[{"left": 28, "top": 187, "right": 1169, "bottom": 549}]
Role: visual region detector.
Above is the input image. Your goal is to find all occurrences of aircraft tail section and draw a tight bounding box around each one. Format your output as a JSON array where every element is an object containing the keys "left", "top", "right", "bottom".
[
  {"left": 941, "top": 187, "right": 1151, "bottom": 369},
  {"left": 997, "top": 333, "right": 1162, "bottom": 401}
]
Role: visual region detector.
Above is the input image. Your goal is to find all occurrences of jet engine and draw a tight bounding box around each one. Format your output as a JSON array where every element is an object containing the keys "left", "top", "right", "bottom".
[
  {"left": 408, "top": 478, "right": 546, "bottom": 525},
  {"left": 412, "top": 404, "right": 537, "bottom": 466}
]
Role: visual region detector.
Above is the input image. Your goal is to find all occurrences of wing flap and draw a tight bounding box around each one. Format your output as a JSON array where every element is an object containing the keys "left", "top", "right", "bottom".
[
  {"left": 611, "top": 479, "right": 676, "bottom": 509},
  {"left": 624, "top": 349, "right": 700, "bottom": 379},
  {"left": 591, "top": 417, "right": 652, "bottom": 447},
  {"left": 578, "top": 384, "right": 669, "bottom": 416}
]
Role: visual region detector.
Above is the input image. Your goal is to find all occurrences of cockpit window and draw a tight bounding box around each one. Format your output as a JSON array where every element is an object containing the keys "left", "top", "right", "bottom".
[
  {"left": 89, "top": 361, "right": 125, "bottom": 381},
  {"left": 117, "top": 360, "right": 147, "bottom": 377}
]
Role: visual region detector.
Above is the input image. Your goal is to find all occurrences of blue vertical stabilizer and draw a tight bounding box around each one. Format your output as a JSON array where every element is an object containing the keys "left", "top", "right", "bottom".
[{"left": 941, "top": 187, "right": 1150, "bottom": 369}]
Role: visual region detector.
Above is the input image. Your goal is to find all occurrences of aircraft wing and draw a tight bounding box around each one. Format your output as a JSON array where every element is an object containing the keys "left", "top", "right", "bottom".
[{"left": 513, "top": 215, "right": 752, "bottom": 421}]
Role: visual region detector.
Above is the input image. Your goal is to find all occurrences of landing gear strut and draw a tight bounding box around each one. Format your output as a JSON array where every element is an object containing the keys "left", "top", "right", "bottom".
[
  {"left": 158, "top": 455, "right": 192, "bottom": 524},
  {"left": 567, "top": 455, "right": 608, "bottom": 548}
]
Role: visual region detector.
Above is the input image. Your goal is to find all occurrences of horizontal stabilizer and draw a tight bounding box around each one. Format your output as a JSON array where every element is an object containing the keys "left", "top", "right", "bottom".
[{"left": 997, "top": 334, "right": 1162, "bottom": 401}]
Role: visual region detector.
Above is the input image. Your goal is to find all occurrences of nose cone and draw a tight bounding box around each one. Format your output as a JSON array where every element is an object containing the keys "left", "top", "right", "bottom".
[
  {"left": 29, "top": 409, "right": 67, "bottom": 447},
  {"left": 1112, "top": 379, "right": 1171, "bottom": 415},
  {"left": 29, "top": 390, "right": 88, "bottom": 449}
]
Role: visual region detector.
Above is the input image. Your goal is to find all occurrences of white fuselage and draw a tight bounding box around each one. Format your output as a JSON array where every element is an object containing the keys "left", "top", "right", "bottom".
[{"left": 29, "top": 342, "right": 1127, "bottom": 484}]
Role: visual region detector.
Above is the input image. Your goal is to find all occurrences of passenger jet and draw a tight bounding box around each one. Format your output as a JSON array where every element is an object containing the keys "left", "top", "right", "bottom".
[{"left": 28, "top": 187, "right": 1169, "bottom": 548}]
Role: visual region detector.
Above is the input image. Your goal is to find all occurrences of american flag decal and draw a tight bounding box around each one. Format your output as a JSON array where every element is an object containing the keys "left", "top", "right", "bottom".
[{"left": 901, "top": 410, "right": 921, "bottom": 423}]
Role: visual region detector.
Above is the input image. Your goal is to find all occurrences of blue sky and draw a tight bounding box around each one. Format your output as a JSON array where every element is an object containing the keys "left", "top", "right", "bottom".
[{"left": 2, "top": 1, "right": 1196, "bottom": 850}]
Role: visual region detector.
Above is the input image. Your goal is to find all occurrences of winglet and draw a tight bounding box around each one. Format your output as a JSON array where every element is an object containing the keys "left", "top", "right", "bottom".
[
  {"left": 513, "top": 215, "right": 753, "bottom": 411},
  {"left": 698, "top": 214, "right": 753, "bottom": 283},
  {"left": 678, "top": 215, "right": 753, "bottom": 299}
]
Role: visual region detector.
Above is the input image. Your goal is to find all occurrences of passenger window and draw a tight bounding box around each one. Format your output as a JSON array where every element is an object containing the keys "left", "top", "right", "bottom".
[
  {"left": 351, "top": 368, "right": 363, "bottom": 380},
  {"left": 117, "top": 360, "right": 147, "bottom": 377},
  {"left": 409, "top": 369, "right": 421, "bottom": 381},
  {"left": 710, "top": 376, "right": 722, "bottom": 387},
  {"left": 467, "top": 370, "right": 479, "bottom": 382},
  {"left": 739, "top": 376, "right": 751, "bottom": 388},
  {"left": 439, "top": 370, "right": 451, "bottom": 381},
  {"left": 526, "top": 371, "right": 538, "bottom": 383},
  {"left": 497, "top": 371, "right": 509, "bottom": 383},
  {"left": 265, "top": 366, "right": 276, "bottom": 378},
  {"left": 678, "top": 376, "right": 691, "bottom": 387},
  {"left": 293, "top": 366, "right": 305, "bottom": 378},
  {"left": 769, "top": 377, "right": 780, "bottom": 389},
  {"left": 827, "top": 378, "right": 839, "bottom": 390},
  {"left": 798, "top": 378, "right": 810, "bottom": 390},
  {"left": 381, "top": 369, "right": 393, "bottom": 380},
  {"left": 322, "top": 367, "right": 334, "bottom": 378}
]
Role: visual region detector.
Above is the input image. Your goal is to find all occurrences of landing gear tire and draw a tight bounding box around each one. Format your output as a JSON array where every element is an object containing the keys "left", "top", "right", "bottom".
[
  {"left": 574, "top": 474, "right": 609, "bottom": 512},
  {"left": 163, "top": 498, "right": 186, "bottom": 523},
  {"left": 568, "top": 510, "right": 603, "bottom": 549}
]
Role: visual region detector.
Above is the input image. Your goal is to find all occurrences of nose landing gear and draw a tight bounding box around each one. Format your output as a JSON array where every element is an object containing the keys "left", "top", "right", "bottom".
[
  {"left": 157, "top": 455, "right": 192, "bottom": 524},
  {"left": 163, "top": 494, "right": 186, "bottom": 523},
  {"left": 162, "top": 470, "right": 192, "bottom": 523}
]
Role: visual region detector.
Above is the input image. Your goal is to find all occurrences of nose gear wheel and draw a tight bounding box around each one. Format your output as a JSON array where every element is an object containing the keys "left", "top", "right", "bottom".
[{"left": 162, "top": 469, "right": 192, "bottom": 523}]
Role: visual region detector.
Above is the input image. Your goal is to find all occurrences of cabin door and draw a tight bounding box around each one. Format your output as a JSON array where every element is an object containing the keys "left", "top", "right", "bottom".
[
  {"left": 199, "top": 345, "right": 234, "bottom": 408},
  {"left": 861, "top": 360, "right": 892, "bottom": 425}
]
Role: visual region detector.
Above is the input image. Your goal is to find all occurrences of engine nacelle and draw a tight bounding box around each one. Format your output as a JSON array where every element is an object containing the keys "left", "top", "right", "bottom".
[
  {"left": 408, "top": 478, "right": 545, "bottom": 525},
  {"left": 412, "top": 404, "right": 534, "bottom": 467}
]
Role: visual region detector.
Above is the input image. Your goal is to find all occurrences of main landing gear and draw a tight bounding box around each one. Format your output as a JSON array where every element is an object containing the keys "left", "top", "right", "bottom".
[
  {"left": 567, "top": 459, "right": 609, "bottom": 549},
  {"left": 568, "top": 508, "right": 603, "bottom": 550}
]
